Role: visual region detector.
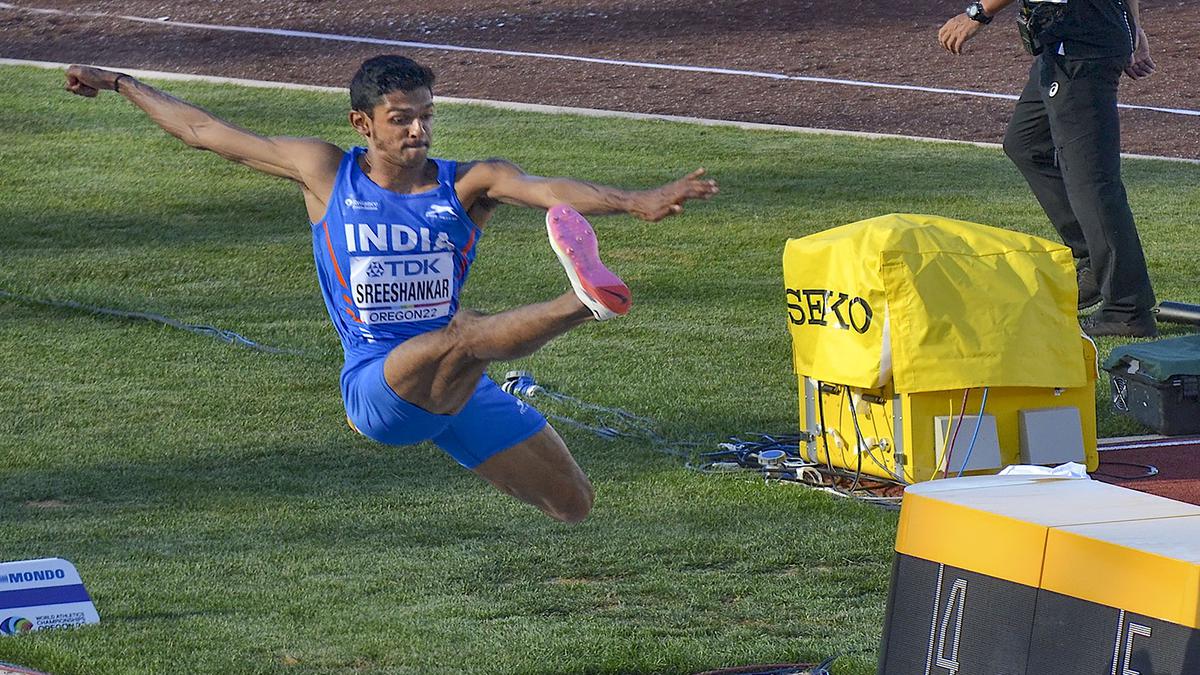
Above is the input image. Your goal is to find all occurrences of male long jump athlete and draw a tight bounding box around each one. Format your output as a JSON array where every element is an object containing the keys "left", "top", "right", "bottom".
[{"left": 65, "top": 55, "right": 717, "bottom": 523}]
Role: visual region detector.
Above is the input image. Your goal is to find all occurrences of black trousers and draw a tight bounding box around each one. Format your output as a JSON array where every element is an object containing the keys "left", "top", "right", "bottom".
[{"left": 1003, "top": 52, "right": 1155, "bottom": 321}]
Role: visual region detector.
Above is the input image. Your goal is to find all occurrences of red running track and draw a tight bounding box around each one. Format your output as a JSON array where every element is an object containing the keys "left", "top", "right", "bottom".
[{"left": 1094, "top": 436, "right": 1200, "bottom": 505}]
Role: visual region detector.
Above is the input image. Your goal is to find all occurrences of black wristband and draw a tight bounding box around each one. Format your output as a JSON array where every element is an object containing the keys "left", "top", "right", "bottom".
[{"left": 113, "top": 74, "right": 127, "bottom": 93}]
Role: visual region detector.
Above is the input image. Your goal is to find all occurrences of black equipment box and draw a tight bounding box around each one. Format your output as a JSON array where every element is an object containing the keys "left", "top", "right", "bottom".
[{"left": 1104, "top": 335, "right": 1200, "bottom": 435}]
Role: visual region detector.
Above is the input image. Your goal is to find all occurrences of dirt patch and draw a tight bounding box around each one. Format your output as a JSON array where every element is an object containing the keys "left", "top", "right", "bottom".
[{"left": 23, "top": 499, "right": 69, "bottom": 509}]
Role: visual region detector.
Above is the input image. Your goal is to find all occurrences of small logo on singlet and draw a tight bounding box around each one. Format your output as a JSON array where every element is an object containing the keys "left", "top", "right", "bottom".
[
  {"left": 424, "top": 204, "right": 457, "bottom": 221},
  {"left": 344, "top": 197, "right": 380, "bottom": 211},
  {"left": 1048, "top": 81, "right": 1060, "bottom": 97}
]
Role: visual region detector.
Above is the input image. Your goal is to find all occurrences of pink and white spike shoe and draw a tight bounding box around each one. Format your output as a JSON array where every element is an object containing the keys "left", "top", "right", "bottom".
[{"left": 546, "top": 204, "right": 631, "bottom": 320}]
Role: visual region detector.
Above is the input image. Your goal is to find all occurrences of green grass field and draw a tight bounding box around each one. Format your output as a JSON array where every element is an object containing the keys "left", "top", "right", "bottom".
[{"left": 1, "top": 65, "right": 1197, "bottom": 674}]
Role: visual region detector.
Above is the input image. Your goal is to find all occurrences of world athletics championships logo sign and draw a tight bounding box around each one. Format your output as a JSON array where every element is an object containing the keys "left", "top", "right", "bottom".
[
  {"left": 0, "top": 617, "right": 33, "bottom": 636},
  {"left": 0, "top": 557, "right": 101, "bottom": 636}
]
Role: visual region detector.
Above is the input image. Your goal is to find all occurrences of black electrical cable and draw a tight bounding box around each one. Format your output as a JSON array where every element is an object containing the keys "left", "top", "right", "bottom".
[
  {"left": 841, "top": 389, "right": 904, "bottom": 489},
  {"left": 0, "top": 289, "right": 302, "bottom": 355},
  {"left": 698, "top": 430, "right": 904, "bottom": 506},
  {"left": 816, "top": 380, "right": 835, "bottom": 476},
  {"left": 843, "top": 389, "right": 865, "bottom": 494},
  {"left": 503, "top": 372, "right": 905, "bottom": 507},
  {"left": 1092, "top": 461, "right": 1160, "bottom": 480},
  {"left": 697, "top": 653, "right": 838, "bottom": 674}
]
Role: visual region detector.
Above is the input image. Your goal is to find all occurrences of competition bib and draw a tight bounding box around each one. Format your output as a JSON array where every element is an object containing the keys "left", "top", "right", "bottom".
[{"left": 350, "top": 252, "right": 454, "bottom": 324}]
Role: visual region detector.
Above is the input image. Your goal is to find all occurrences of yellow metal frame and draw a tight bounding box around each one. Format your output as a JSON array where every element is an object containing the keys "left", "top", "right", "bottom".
[{"left": 797, "top": 337, "right": 1098, "bottom": 483}]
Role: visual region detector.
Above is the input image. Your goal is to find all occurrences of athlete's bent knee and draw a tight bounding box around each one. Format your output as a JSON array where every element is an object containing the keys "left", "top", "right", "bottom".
[{"left": 443, "top": 309, "right": 487, "bottom": 359}]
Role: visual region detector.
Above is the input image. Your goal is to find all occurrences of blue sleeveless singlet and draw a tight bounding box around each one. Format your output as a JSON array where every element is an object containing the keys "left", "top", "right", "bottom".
[
  {"left": 311, "top": 147, "right": 482, "bottom": 371},
  {"left": 311, "top": 148, "right": 547, "bottom": 465}
]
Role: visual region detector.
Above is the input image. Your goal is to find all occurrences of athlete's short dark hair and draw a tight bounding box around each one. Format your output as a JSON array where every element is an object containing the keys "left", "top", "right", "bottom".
[{"left": 350, "top": 55, "right": 436, "bottom": 113}]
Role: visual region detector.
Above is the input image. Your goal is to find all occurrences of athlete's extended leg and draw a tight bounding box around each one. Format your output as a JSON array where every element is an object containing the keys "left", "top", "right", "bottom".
[
  {"left": 471, "top": 424, "right": 594, "bottom": 523},
  {"left": 383, "top": 293, "right": 592, "bottom": 415},
  {"left": 382, "top": 205, "right": 629, "bottom": 416}
]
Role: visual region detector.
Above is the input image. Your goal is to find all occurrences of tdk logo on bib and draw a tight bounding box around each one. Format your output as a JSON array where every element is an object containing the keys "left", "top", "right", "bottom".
[{"left": 365, "top": 258, "right": 443, "bottom": 278}]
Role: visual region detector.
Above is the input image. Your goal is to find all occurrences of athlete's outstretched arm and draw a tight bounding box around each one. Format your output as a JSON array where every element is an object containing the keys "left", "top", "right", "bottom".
[
  {"left": 64, "top": 65, "right": 342, "bottom": 189},
  {"left": 458, "top": 159, "right": 718, "bottom": 222}
]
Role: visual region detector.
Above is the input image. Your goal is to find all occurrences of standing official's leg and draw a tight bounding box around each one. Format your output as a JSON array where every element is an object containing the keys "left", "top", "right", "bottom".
[
  {"left": 1044, "top": 56, "right": 1155, "bottom": 328},
  {"left": 1003, "top": 59, "right": 1089, "bottom": 262}
]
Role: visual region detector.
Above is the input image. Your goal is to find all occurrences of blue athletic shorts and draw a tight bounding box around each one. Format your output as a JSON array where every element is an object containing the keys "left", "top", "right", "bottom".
[{"left": 341, "top": 355, "right": 548, "bottom": 469}]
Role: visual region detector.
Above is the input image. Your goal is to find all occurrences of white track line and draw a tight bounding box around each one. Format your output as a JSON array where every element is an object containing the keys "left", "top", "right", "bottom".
[
  {"left": 4, "top": 1, "right": 1200, "bottom": 120},
  {"left": 7, "top": 58, "right": 1198, "bottom": 165},
  {"left": 1099, "top": 437, "right": 1200, "bottom": 452}
]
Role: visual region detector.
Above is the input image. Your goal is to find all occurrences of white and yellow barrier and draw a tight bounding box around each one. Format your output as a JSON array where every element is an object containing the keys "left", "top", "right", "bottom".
[{"left": 880, "top": 476, "right": 1200, "bottom": 673}]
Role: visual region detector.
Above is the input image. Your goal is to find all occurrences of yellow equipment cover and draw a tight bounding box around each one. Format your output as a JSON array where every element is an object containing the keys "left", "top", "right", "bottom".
[{"left": 783, "top": 213, "right": 1084, "bottom": 392}]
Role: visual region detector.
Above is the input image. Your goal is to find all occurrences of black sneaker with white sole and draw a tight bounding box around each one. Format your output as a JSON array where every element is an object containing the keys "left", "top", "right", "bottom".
[
  {"left": 1077, "top": 265, "right": 1101, "bottom": 312},
  {"left": 1080, "top": 312, "right": 1158, "bottom": 338}
]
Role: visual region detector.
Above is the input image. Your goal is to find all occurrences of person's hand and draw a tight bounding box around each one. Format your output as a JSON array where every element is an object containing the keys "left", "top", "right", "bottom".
[
  {"left": 630, "top": 168, "right": 718, "bottom": 221},
  {"left": 1125, "top": 27, "right": 1156, "bottom": 80},
  {"left": 938, "top": 14, "right": 985, "bottom": 54},
  {"left": 65, "top": 64, "right": 124, "bottom": 97}
]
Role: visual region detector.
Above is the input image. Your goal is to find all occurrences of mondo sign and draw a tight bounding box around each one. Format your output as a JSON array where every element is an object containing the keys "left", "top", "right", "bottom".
[{"left": 0, "top": 558, "right": 99, "bottom": 635}]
